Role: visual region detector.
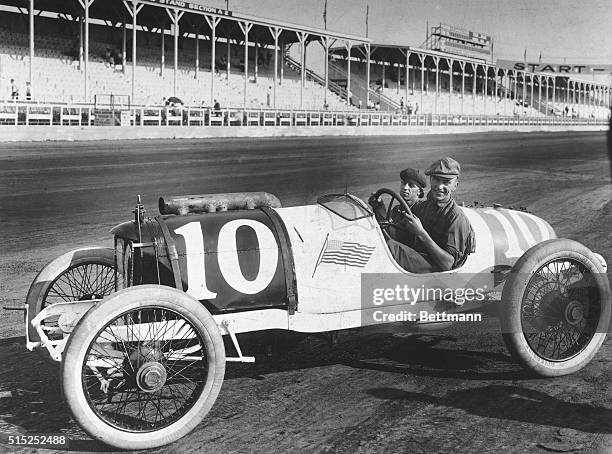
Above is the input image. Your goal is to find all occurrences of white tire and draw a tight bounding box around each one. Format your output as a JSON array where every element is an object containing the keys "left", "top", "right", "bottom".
[{"left": 61, "top": 285, "right": 226, "bottom": 450}]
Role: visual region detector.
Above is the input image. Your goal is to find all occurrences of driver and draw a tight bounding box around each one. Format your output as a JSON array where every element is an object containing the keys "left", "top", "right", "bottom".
[{"left": 371, "top": 157, "right": 474, "bottom": 273}]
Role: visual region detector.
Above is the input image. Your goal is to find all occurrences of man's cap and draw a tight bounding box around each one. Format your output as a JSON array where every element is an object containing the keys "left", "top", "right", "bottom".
[
  {"left": 399, "top": 168, "right": 427, "bottom": 188},
  {"left": 425, "top": 157, "right": 461, "bottom": 179}
]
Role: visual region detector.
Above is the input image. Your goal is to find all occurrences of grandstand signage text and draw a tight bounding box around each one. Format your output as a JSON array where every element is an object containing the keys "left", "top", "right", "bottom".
[
  {"left": 497, "top": 59, "right": 612, "bottom": 74},
  {"left": 144, "top": 0, "right": 232, "bottom": 16}
]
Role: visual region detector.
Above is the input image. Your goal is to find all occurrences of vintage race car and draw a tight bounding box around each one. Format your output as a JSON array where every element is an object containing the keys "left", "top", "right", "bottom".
[{"left": 24, "top": 190, "right": 611, "bottom": 450}]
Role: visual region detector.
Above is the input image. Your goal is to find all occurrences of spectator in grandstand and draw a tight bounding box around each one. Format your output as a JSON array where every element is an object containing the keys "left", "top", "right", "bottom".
[
  {"left": 25, "top": 81, "right": 31, "bottom": 101},
  {"left": 358, "top": 100, "right": 362, "bottom": 110},
  {"left": 266, "top": 87, "right": 271, "bottom": 107},
  {"left": 565, "top": 106, "right": 569, "bottom": 117},
  {"left": 414, "top": 103, "right": 419, "bottom": 115},
  {"left": 10, "top": 79, "right": 18, "bottom": 100},
  {"left": 213, "top": 99, "right": 222, "bottom": 116},
  {"left": 400, "top": 97, "right": 404, "bottom": 112},
  {"left": 369, "top": 158, "right": 473, "bottom": 273},
  {"left": 375, "top": 101, "right": 381, "bottom": 111}
]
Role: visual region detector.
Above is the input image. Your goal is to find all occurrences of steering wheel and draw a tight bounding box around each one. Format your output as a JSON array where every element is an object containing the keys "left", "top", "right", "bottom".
[{"left": 369, "top": 188, "right": 413, "bottom": 239}]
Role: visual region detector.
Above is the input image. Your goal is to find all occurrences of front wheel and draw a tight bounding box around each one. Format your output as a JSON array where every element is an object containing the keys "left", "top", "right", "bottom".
[
  {"left": 501, "top": 239, "right": 610, "bottom": 377},
  {"left": 61, "top": 285, "right": 226, "bottom": 450}
]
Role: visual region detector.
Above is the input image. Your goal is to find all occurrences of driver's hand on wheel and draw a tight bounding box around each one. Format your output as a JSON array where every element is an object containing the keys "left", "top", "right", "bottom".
[
  {"left": 400, "top": 211, "right": 425, "bottom": 236},
  {"left": 368, "top": 193, "right": 381, "bottom": 208}
]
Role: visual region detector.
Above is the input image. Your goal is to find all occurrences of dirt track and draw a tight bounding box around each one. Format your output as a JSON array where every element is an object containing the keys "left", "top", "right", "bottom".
[{"left": 0, "top": 131, "right": 610, "bottom": 453}]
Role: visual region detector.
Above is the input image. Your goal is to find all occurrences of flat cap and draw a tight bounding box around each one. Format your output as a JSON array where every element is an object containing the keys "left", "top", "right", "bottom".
[
  {"left": 425, "top": 157, "right": 461, "bottom": 178},
  {"left": 399, "top": 168, "right": 427, "bottom": 188}
]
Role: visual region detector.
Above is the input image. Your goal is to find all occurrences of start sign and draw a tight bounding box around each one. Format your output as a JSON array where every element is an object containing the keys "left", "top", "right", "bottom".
[{"left": 496, "top": 59, "right": 612, "bottom": 74}]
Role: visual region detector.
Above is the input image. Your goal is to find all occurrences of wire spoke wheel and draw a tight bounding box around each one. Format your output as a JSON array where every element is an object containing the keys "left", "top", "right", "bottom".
[
  {"left": 521, "top": 258, "right": 601, "bottom": 361},
  {"left": 84, "top": 307, "right": 209, "bottom": 432},
  {"left": 501, "top": 239, "right": 611, "bottom": 377},
  {"left": 62, "top": 285, "right": 225, "bottom": 450},
  {"left": 26, "top": 248, "right": 116, "bottom": 357},
  {"left": 43, "top": 262, "right": 115, "bottom": 308}
]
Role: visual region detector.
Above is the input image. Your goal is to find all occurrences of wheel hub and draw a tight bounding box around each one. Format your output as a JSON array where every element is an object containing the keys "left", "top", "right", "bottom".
[
  {"left": 135, "top": 362, "right": 167, "bottom": 393},
  {"left": 564, "top": 301, "right": 585, "bottom": 325}
]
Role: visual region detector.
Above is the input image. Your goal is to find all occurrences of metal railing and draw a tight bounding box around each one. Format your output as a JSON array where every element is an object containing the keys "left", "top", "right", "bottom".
[{"left": 0, "top": 101, "right": 608, "bottom": 127}]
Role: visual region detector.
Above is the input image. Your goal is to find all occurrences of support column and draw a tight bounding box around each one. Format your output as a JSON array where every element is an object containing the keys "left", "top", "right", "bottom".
[
  {"left": 381, "top": 62, "right": 385, "bottom": 94},
  {"left": 522, "top": 71, "right": 526, "bottom": 113},
  {"left": 493, "top": 69, "right": 497, "bottom": 115},
  {"left": 318, "top": 36, "right": 331, "bottom": 107},
  {"left": 472, "top": 63, "right": 477, "bottom": 113},
  {"left": 84, "top": 0, "right": 91, "bottom": 102},
  {"left": 345, "top": 40, "right": 352, "bottom": 107},
  {"left": 545, "top": 77, "right": 549, "bottom": 116},
  {"left": 552, "top": 77, "right": 556, "bottom": 115},
  {"left": 530, "top": 73, "right": 534, "bottom": 114},
  {"left": 165, "top": 9, "right": 184, "bottom": 98},
  {"left": 238, "top": 21, "right": 253, "bottom": 108},
  {"left": 459, "top": 61, "right": 465, "bottom": 115},
  {"left": 123, "top": 0, "right": 143, "bottom": 104},
  {"left": 79, "top": 0, "right": 95, "bottom": 102},
  {"left": 122, "top": 21, "right": 127, "bottom": 74},
  {"left": 194, "top": 24, "right": 200, "bottom": 79},
  {"left": 483, "top": 65, "right": 488, "bottom": 115},
  {"left": 29, "top": 0, "right": 34, "bottom": 90},
  {"left": 433, "top": 56, "right": 439, "bottom": 114},
  {"left": 205, "top": 16, "right": 221, "bottom": 105},
  {"left": 226, "top": 30, "right": 230, "bottom": 79},
  {"left": 405, "top": 50, "right": 410, "bottom": 107},
  {"left": 396, "top": 62, "right": 400, "bottom": 95},
  {"left": 254, "top": 41, "right": 259, "bottom": 83},
  {"left": 269, "top": 27, "right": 281, "bottom": 109},
  {"left": 296, "top": 32, "right": 307, "bottom": 109},
  {"left": 420, "top": 54, "right": 424, "bottom": 110},
  {"left": 502, "top": 70, "right": 507, "bottom": 116},
  {"left": 160, "top": 24, "right": 165, "bottom": 76},
  {"left": 449, "top": 58, "right": 453, "bottom": 114},
  {"left": 366, "top": 44, "right": 371, "bottom": 107},
  {"left": 280, "top": 39, "right": 284, "bottom": 85},
  {"left": 538, "top": 75, "right": 542, "bottom": 115},
  {"left": 79, "top": 15, "right": 83, "bottom": 70}
]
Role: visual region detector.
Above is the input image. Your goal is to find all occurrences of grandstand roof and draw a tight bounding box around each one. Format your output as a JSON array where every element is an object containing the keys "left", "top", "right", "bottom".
[
  {"left": 4, "top": 0, "right": 369, "bottom": 46},
  {"left": 330, "top": 42, "right": 488, "bottom": 67}
]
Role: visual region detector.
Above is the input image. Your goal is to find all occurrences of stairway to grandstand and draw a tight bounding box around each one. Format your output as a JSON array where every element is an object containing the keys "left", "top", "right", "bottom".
[{"left": 325, "top": 59, "right": 399, "bottom": 111}]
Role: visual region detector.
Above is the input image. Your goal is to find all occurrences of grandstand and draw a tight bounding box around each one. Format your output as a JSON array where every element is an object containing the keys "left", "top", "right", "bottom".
[
  {"left": 0, "top": 8, "right": 352, "bottom": 110},
  {"left": 0, "top": 0, "right": 609, "bottom": 127},
  {"left": 329, "top": 43, "right": 610, "bottom": 118}
]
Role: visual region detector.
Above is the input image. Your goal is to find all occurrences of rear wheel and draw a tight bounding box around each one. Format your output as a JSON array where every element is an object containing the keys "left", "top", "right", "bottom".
[
  {"left": 501, "top": 239, "right": 610, "bottom": 376},
  {"left": 61, "top": 285, "right": 225, "bottom": 450},
  {"left": 26, "top": 247, "right": 115, "bottom": 361}
]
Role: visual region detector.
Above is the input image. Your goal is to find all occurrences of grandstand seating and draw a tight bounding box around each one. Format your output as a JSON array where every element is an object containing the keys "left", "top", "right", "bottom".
[
  {"left": 0, "top": 10, "right": 607, "bottom": 118},
  {"left": 0, "top": 11, "right": 349, "bottom": 110}
]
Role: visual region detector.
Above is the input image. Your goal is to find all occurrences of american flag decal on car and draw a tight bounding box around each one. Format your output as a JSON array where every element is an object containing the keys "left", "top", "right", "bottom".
[{"left": 312, "top": 234, "right": 375, "bottom": 277}]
